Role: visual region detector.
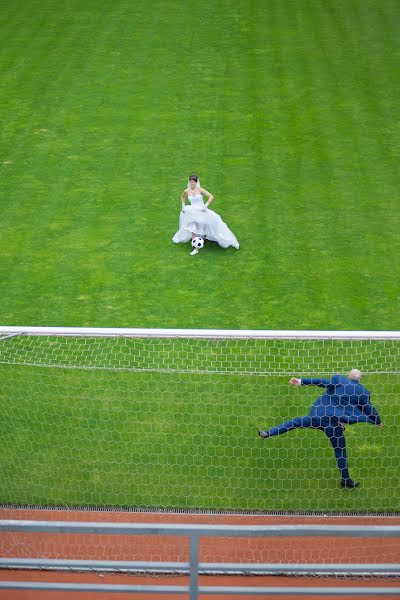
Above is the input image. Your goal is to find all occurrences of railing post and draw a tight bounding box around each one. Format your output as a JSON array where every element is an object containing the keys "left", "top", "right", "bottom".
[{"left": 189, "top": 533, "right": 199, "bottom": 600}]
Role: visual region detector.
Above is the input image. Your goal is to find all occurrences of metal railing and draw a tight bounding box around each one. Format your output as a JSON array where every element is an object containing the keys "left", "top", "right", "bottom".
[{"left": 0, "top": 521, "right": 399, "bottom": 598}]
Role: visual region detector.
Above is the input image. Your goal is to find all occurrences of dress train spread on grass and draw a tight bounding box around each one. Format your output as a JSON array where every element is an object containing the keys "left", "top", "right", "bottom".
[{"left": 172, "top": 193, "right": 239, "bottom": 249}]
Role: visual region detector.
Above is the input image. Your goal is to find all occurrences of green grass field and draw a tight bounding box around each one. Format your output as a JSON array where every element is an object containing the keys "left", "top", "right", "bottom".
[
  {"left": 0, "top": 0, "right": 399, "bottom": 513},
  {"left": 1, "top": 0, "right": 400, "bottom": 329}
]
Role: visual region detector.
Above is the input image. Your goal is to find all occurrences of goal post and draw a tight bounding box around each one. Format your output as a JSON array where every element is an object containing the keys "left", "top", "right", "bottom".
[{"left": 0, "top": 326, "right": 399, "bottom": 514}]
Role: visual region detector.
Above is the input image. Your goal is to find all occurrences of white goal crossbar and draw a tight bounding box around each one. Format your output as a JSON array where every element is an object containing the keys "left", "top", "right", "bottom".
[{"left": 1, "top": 326, "right": 400, "bottom": 339}]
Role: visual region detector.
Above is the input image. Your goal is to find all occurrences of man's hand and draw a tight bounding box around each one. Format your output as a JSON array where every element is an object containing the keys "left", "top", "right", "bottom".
[{"left": 289, "top": 377, "right": 301, "bottom": 386}]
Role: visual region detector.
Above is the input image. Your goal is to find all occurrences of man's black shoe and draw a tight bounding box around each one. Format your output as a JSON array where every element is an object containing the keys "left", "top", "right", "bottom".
[
  {"left": 341, "top": 479, "right": 360, "bottom": 489},
  {"left": 258, "top": 430, "right": 269, "bottom": 439}
]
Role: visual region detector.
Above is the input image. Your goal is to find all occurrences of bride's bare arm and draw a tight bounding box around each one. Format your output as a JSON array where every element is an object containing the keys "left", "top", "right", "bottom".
[
  {"left": 200, "top": 187, "right": 214, "bottom": 207},
  {"left": 181, "top": 189, "right": 188, "bottom": 209}
]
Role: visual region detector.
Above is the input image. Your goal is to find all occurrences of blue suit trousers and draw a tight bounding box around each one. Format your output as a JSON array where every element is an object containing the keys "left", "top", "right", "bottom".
[{"left": 267, "top": 416, "right": 350, "bottom": 481}]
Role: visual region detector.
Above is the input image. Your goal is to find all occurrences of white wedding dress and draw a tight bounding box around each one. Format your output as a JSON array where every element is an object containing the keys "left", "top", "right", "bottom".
[{"left": 172, "top": 193, "right": 239, "bottom": 249}]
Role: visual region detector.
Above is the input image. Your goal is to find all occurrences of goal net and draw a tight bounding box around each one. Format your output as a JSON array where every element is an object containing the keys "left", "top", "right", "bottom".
[{"left": 0, "top": 327, "right": 399, "bottom": 515}]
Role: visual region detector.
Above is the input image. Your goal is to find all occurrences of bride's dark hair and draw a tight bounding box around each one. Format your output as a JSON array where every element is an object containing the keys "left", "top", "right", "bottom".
[{"left": 189, "top": 174, "right": 198, "bottom": 182}]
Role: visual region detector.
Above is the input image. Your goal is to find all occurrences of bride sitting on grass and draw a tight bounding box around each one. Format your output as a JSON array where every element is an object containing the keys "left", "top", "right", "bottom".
[{"left": 172, "top": 174, "right": 239, "bottom": 255}]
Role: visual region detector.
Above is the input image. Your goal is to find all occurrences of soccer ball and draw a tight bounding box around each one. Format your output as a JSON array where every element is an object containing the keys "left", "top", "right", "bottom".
[{"left": 191, "top": 237, "right": 204, "bottom": 249}]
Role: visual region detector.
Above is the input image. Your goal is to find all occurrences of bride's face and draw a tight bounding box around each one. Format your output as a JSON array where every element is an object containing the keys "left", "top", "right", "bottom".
[{"left": 189, "top": 179, "right": 197, "bottom": 188}]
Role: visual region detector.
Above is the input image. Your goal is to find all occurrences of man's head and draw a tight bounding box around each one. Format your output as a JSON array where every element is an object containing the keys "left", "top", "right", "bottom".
[{"left": 349, "top": 368, "right": 362, "bottom": 381}]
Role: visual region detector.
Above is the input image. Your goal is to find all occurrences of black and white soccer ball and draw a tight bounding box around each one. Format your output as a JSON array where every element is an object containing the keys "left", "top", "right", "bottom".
[{"left": 191, "top": 237, "right": 204, "bottom": 249}]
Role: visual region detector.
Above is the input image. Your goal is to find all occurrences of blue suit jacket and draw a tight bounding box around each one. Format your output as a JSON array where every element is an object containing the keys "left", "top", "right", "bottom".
[{"left": 301, "top": 375, "right": 382, "bottom": 425}]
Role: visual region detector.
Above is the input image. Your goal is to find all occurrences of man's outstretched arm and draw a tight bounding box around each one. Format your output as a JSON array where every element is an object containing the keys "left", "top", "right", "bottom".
[{"left": 290, "top": 377, "right": 332, "bottom": 388}]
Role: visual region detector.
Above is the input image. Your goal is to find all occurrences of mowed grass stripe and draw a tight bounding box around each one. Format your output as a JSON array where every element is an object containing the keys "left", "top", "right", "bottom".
[
  {"left": 266, "top": 1, "right": 395, "bottom": 327},
  {"left": 1, "top": 3, "right": 128, "bottom": 210},
  {"left": 246, "top": 1, "right": 335, "bottom": 320},
  {"left": 310, "top": 0, "right": 400, "bottom": 325},
  {"left": 1, "top": 2, "right": 171, "bottom": 321}
]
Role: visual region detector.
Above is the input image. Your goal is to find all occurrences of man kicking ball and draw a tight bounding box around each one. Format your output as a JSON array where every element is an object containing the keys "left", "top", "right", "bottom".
[{"left": 258, "top": 369, "right": 382, "bottom": 488}]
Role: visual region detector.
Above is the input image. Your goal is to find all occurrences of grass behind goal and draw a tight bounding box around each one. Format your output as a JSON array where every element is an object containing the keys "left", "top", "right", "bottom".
[{"left": 0, "top": 333, "right": 399, "bottom": 513}]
